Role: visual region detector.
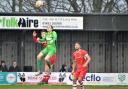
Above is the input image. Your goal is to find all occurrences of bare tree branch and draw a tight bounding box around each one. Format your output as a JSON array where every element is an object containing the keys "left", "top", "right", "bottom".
[
  {"left": 67, "top": 0, "right": 80, "bottom": 12},
  {"left": 0, "top": 0, "right": 127, "bottom": 13}
]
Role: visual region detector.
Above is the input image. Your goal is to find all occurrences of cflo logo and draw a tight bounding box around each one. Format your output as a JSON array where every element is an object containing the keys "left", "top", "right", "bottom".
[
  {"left": 69, "top": 74, "right": 101, "bottom": 82},
  {"left": 85, "top": 74, "right": 101, "bottom": 81}
]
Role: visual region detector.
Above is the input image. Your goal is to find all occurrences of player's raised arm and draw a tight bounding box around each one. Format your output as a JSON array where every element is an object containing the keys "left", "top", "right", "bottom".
[
  {"left": 32, "top": 31, "right": 44, "bottom": 44},
  {"left": 39, "top": 31, "right": 46, "bottom": 43},
  {"left": 83, "top": 53, "right": 91, "bottom": 67},
  {"left": 32, "top": 31, "right": 37, "bottom": 43}
]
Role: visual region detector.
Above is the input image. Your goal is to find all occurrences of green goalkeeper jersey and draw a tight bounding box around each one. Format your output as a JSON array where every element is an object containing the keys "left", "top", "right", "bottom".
[
  {"left": 40, "top": 31, "right": 57, "bottom": 46},
  {"left": 39, "top": 31, "right": 57, "bottom": 57}
]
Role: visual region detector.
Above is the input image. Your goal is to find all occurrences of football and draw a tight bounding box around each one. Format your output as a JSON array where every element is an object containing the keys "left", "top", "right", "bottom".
[{"left": 35, "top": 0, "right": 44, "bottom": 8}]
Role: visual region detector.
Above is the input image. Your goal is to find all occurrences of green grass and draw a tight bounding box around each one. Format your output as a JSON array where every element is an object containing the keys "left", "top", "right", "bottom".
[{"left": 0, "top": 85, "right": 128, "bottom": 89}]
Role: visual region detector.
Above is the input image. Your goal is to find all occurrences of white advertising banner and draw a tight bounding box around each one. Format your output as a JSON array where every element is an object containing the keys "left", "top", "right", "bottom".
[
  {"left": 0, "top": 16, "right": 83, "bottom": 30},
  {"left": 64, "top": 73, "right": 128, "bottom": 85},
  {"left": 17, "top": 72, "right": 128, "bottom": 85},
  {"left": 17, "top": 72, "right": 44, "bottom": 84}
]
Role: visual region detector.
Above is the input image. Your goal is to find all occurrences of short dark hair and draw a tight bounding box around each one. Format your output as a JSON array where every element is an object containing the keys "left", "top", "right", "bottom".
[
  {"left": 1, "top": 60, "right": 5, "bottom": 64},
  {"left": 50, "top": 25, "right": 53, "bottom": 29},
  {"left": 75, "top": 42, "right": 81, "bottom": 45}
]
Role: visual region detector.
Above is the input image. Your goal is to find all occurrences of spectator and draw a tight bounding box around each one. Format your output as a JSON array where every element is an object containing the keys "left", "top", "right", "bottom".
[
  {"left": 0, "top": 61, "right": 8, "bottom": 72},
  {"left": 9, "top": 60, "right": 20, "bottom": 72},
  {"left": 68, "top": 62, "right": 73, "bottom": 72},
  {"left": 0, "top": 60, "right": 1, "bottom": 65},
  {"left": 59, "top": 64, "right": 66, "bottom": 72},
  {"left": 0, "top": 60, "right": 2, "bottom": 72}
]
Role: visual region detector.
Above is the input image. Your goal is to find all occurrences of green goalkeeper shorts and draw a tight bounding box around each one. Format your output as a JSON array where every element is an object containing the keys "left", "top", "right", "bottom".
[{"left": 41, "top": 45, "right": 56, "bottom": 57}]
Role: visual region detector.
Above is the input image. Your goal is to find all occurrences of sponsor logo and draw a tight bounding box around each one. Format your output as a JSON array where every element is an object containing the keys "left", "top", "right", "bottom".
[
  {"left": 17, "top": 73, "right": 44, "bottom": 82},
  {"left": 0, "top": 17, "right": 39, "bottom": 28},
  {"left": 118, "top": 73, "right": 126, "bottom": 82},
  {"left": 69, "top": 74, "right": 73, "bottom": 81},
  {"left": 18, "top": 18, "right": 38, "bottom": 27},
  {"left": 6, "top": 73, "right": 16, "bottom": 83},
  {"left": 85, "top": 74, "right": 101, "bottom": 81},
  {"left": 59, "top": 72, "right": 66, "bottom": 82},
  {"left": 49, "top": 75, "right": 57, "bottom": 80},
  {"left": 0, "top": 17, "right": 18, "bottom": 27},
  {"left": 18, "top": 73, "right": 26, "bottom": 82},
  {"left": 69, "top": 74, "right": 101, "bottom": 82}
]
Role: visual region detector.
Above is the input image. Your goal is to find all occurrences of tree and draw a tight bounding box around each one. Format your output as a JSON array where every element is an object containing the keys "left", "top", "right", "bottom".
[{"left": 0, "top": 0, "right": 127, "bottom": 13}]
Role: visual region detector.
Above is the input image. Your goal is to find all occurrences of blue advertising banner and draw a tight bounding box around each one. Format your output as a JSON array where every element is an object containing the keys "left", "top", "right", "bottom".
[{"left": 0, "top": 72, "right": 17, "bottom": 84}]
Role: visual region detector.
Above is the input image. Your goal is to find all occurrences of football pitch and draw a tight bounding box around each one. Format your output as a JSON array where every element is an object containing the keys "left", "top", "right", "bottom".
[{"left": 0, "top": 85, "right": 128, "bottom": 89}]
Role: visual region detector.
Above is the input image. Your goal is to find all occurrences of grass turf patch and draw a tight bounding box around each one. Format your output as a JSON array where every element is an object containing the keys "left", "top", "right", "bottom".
[{"left": 0, "top": 85, "right": 128, "bottom": 89}]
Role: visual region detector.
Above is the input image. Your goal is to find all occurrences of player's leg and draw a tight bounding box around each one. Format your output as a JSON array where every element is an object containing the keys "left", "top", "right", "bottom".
[
  {"left": 36, "top": 48, "right": 47, "bottom": 75},
  {"left": 72, "top": 78, "right": 77, "bottom": 89},
  {"left": 44, "top": 48, "right": 56, "bottom": 71},
  {"left": 44, "top": 61, "right": 49, "bottom": 73},
  {"left": 78, "top": 77, "right": 84, "bottom": 89},
  {"left": 36, "top": 51, "right": 44, "bottom": 75},
  {"left": 78, "top": 69, "right": 87, "bottom": 89},
  {"left": 44, "top": 54, "right": 56, "bottom": 75},
  {"left": 44, "top": 54, "right": 53, "bottom": 74},
  {"left": 42, "top": 62, "right": 50, "bottom": 83},
  {"left": 50, "top": 54, "right": 57, "bottom": 65},
  {"left": 49, "top": 54, "right": 57, "bottom": 71},
  {"left": 44, "top": 55, "right": 51, "bottom": 69},
  {"left": 72, "top": 71, "right": 79, "bottom": 89}
]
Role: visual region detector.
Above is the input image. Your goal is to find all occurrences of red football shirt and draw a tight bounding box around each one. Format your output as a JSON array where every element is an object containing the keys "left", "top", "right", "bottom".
[{"left": 72, "top": 49, "right": 88, "bottom": 69}]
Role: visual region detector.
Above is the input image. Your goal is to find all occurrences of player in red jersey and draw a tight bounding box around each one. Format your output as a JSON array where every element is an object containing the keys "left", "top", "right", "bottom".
[
  {"left": 33, "top": 31, "right": 57, "bottom": 75},
  {"left": 72, "top": 42, "right": 91, "bottom": 89}
]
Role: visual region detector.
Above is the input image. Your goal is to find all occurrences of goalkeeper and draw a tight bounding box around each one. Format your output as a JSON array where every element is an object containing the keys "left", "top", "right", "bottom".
[{"left": 35, "top": 25, "right": 57, "bottom": 75}]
